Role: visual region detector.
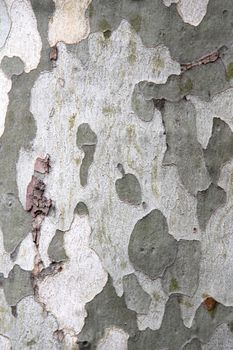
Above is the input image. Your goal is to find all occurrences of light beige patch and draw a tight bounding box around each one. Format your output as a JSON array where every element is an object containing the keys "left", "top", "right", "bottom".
[{"left": 49, "top": 0, "right": 92, "bottom": 46}]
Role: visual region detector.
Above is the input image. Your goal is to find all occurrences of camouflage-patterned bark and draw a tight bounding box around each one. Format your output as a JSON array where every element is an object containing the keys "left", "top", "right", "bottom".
[{"left": 0, "top": 0, "right": 233, "bottom": 349}]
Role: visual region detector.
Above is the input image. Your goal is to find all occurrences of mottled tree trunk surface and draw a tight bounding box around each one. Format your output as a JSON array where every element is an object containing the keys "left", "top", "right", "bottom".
[{"left": 0, "top": 0, "right": 233, "bottom": 349}]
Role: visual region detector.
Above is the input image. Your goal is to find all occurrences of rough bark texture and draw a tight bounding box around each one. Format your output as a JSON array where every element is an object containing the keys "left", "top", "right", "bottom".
[{"left": 0, "top": 0, "right": 233, "bottom": 349}]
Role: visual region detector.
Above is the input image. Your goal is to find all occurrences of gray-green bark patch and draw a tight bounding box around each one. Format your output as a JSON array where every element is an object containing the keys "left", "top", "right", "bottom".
[
  {"left": 78, "top": 276, "right": 137, "bottom": 349},
  {"left": 162, "top": 240, "right": 201, "bottom": 297},
  {"left": 0, "top": 192, "right": 31, "bottom": 253},
  {"left": 162, "top": 100, "right": 209, "bottom": 195},
  {"left": 76, "top": 123, "right": 97, "bottom": 147},
  {"left": 87, "top": 0, "right": 233, "bottom": 63},
  {"left": 80, "top": 145, "right": 96, "bottom": 187},
  {"left": 128, "top": 295, "right": 192, "bottom": 350},
  {"left": 134, "top": 60, "right": 229, "bottom": 106},
  {"left": 192, "top": 302, "right": 233, "bottom": 343},
  {"left": 3, "top": 265, "right": 33, "bottom": 306},
  {"left": 131, "top": 83, "right": 155, "bottom": 122},
  {"left": 182, "top": 339, "right": 202, "bottom": 350},
  {"left": 115, "top": 173, "right": 142, "bottom": 206},
  {"left": 1, "top": 56, "right": 24, "bottom": 78},
  {"left": 48, "top": 230, "right": 67, "bottom": 263},
  {"left": 197, "top": 184, "right": 227, "bottom": 231},
  {"left": 129, "top": 297, "right": 233, "bottom": 349},
  {"left": 123, "top": 273, "right": 151, "bottom": 314},
  {"left": 66, "top": 40, "right": 90, "bottom": 68},
  {"left": 75, "top": 202, "right": 89, "bottom": 216},
  {"left": 128, "top": 209, "right": 177, "bottom": 279},
  {"left": 76, "top": 123, "right": 97, "bottom": 187},
  {"left": 204, "top": 118, "right": 233, "bottom": 184}
]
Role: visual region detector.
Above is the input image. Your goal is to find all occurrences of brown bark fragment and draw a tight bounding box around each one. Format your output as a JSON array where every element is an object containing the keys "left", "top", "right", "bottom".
[
  {"left": 34, "top": 154, "right": 50, "bottom": 174},
  {"left": 26, "top": 156, "right": 52, "bottom": 245},
  {"left": 203, "top": 297, "right": 217, "bottom": 311},
  {"left": 50, "top": 45, "right": 58, "bottom": 61},
  {"left": 181, "top": 50, "right": 220, "bottom": 72}
]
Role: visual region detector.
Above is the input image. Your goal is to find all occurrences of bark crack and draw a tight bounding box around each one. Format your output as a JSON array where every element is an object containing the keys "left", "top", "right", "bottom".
[{"left": 181, "top": 48, "right": 223, "bottom": 72}]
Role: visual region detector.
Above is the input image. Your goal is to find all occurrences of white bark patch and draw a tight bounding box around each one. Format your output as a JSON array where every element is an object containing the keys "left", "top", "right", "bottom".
[
  {"left": 0, "top": 335, "right": 11, "bottom": 350},
  {"left": 163, "top": 0, "right": 209, "bottom": 26},
  {"left": 2, "top": 0, "right": 42, "bottom": 72},
  {"left": 38, "top": 215, "right": 108, "bottom": 333},
  {"left": 38, "top": 216, "right": 58, "bottom": 268},
  {"left": 0, "top": 0, "right": 11, "bottom": 49},
  {"left": 0, "top": 71, "right": 11, "bottom": 139},
  {"left": 0, "top": 291, "right": 60, "bottom": 348},
  {"left": 0, "top": 228, "right": 13, "bottom": 276},
  {"left": 97, "top": 327, "right": 129, "bottom": 350},
  {"left": 15, "top": 233, "right": 37, "bottom": 271},
  {"left": 0, "top": 229, "right": 36, "bottom": 277},
  {"left": 49, "top": 0, "right": 91, "bottom": 46},
  {"left": 6, "top": 296, "right": 59, "bottom": 349},
  {"left": 17, "top": 20, "right": 183, "bottom": 329},
  {"left": 191, "top": 89, "right": 233, "bottom": 149},
  {"left": 0, "top": 0, "right": 42, "bottom": 138},
  {"left": 63, "top": 333, "right": 79, "bottom": 349}
]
